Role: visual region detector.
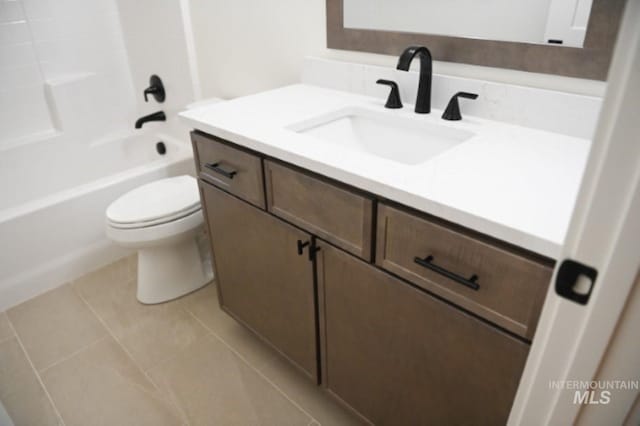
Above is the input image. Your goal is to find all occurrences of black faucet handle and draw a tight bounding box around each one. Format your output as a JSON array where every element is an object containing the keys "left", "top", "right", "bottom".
[
  {"left": 376, "top": 79, "right": 403, "bottom": 109},
  {"left": 442, "top": 91, "right": 478, "bottom": 121},
  {"left": 143, "top": 75, "right": 165, "bottom": 103}
]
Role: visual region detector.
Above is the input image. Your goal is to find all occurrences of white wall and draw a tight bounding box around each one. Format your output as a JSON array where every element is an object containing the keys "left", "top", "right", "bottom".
[
  {"left": 188, "top": 0, "right": 606, "bottom": 101},
  {"left": 189, "top": 0, "right": 325, "bottom": 99}
]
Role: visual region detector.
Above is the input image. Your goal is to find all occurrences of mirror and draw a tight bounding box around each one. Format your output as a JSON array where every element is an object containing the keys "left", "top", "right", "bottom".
[
  {"left": 326, "top": 0, "right": 626, "bottom": 80},
  {"left": 344, "top": 0, "right": 594, "bottom": 48}
]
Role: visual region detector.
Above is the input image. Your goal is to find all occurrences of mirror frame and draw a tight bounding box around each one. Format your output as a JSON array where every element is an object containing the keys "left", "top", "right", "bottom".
[{"left": 326, "top": 0, "right": 626, "bottom": 80}]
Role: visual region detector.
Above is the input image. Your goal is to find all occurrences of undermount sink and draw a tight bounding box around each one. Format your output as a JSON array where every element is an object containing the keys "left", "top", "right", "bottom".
[{"left": 289, "top": 107, "right": 475, "bottom": 165}]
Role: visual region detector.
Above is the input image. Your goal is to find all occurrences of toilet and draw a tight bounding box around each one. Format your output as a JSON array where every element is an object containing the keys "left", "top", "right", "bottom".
[{"left": 106, "top": 175, "right": 210, "bottom": 304}]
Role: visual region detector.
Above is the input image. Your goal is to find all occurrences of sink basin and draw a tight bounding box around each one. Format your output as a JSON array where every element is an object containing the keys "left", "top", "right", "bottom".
[{"left": 289, "top": 108, "right": 475, "bottom": 165}]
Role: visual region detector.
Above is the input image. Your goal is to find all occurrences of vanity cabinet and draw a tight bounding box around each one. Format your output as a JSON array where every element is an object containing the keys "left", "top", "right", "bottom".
[
  {"left": 199, "top": 181, "right": 318, "bottom": 381},
  {"left": 317, "top": 243, "right": 529, "bottom": 425},
  {"left": 192, "top": 130, "right": 552, "bottom": 424}
]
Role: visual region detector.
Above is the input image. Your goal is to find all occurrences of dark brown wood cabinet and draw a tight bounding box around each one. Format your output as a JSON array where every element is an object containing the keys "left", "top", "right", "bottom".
[
  {"left": 192, "top": 131, "right": 549, "bottom": 425},
  {"left": 199, "top": 181, "right": 318, "bottom": 380},
  {"left": 376, "top": 203, "right": 552, "bottom": 339},
  {"left": 192, "top": 132, "right": 265, "bottom": 208},
  {"left": 317, "top": 243, "right": 530, "bottom": 425},
  {"left": 265, "top": 160, "right": 374, "bottom": 260}
]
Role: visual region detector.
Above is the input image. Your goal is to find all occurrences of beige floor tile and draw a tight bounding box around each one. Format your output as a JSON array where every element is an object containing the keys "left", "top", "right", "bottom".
[
  {"left": 41, "top": 336, "right": 181, "bottom": 426},
  {"left": 126, "top": 253, "right": 138, "bottom": 278},
  {"left": 181, "top": 284, "right": 363, "bottom": 425},
  {"left": 260, "top": 356, "right": 368, "bottom": 426},
  {"left": 0, "top": 312, "right": 14, "bottom": 342},
  {"left": 148, "top": 334, "right": 312, "bottom": 426},
  {"left": 180, "top": 283, "right": 280, "bottom": 370},
  {"left": 7, "top": 285, "right": 107, "bottom": 370},
  {"left": 74, "top": 276, "right": 208, "bottom": 371},
  {"left": 73, "top": 257, "right": 131, "bottom": 291},
  {"left": 0, "top": 337, "right": 59, "bottom": 426}
]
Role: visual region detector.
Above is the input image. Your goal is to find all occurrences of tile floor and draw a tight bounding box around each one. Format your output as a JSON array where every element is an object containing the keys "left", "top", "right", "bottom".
[{"left": 0, "top": 256, "right": 365, "bottom": 426}]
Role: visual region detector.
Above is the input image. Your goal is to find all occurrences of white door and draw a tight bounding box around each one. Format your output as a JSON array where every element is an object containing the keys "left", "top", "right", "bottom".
[{"left": 509, "top": 1, "right": 640, "bottom": 424}]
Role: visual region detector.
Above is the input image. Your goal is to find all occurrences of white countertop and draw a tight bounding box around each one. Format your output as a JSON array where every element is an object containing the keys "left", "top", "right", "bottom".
[{"left": 180, "top": 84, "right": 591, "bottom": 259}]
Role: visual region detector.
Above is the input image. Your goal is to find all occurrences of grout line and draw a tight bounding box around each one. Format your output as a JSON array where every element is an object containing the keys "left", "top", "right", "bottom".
[
  {"left": 72, "top": 284, "right": 192, "bottom": 426},
  {"left": 183, "top": 307, "right": 319, "bottom": 425},
  {"left": 38, "top": 335, "right": 109, "bottom": 374},
  {"left": 5, "top": 316, "right": 67, "bottom": 426}
]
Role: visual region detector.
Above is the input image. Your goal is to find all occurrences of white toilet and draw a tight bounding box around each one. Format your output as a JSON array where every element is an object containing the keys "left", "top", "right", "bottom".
[{"left": 106, "top": 175, "right": 210, "bottom": 304}]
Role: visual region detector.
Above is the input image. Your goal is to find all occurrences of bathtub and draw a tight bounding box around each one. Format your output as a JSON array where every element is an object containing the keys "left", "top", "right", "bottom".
[{"left": 0, "top": 131, "right": 195, "bottom": 310}]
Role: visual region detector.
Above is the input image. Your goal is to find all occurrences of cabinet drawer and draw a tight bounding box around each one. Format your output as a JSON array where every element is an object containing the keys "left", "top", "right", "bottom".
[
  {"left": 265, "top": 160, "right": 374, "bottom": 260},
  {"left": 192, "top": 132, "right": 265, "bottom": 208},
  {"left": 376, "top": 203, "right": 552, "bottom": 339}
]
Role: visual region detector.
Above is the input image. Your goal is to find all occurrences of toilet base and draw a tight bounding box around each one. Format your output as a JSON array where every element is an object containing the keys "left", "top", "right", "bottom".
[{"left": 136, "top": 236, "right": 209, "bottom": 304}]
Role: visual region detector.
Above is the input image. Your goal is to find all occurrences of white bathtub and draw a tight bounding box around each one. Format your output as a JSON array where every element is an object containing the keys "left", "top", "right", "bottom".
[{"left": 0, "top": 131, "right": 195, "bottom": 309}]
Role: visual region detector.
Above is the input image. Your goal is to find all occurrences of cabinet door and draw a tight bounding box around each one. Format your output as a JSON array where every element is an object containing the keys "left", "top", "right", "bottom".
[
  {"left": 200, "top": 181, "right": 317, "bottom": 381},
  {"left": 317, "top": 243, "right": 530, "bottom": 425}
]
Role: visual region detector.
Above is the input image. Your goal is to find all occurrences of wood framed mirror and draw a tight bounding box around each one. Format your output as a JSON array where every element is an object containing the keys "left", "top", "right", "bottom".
[{"left": 326, "top": 0, "right": 626, "bottom": 80}]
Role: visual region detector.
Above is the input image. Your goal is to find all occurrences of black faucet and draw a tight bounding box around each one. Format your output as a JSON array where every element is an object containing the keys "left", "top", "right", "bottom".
[
  {"left": 396, "top": 46, "right": 432, "bottom": 114},
  {"left": 135, "top": 111, "right": 166, "bottom": 129}
]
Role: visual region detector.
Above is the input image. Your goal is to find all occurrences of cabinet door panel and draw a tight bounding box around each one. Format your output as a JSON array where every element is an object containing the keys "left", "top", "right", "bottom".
[
  {"left": 318, "top": 243, "right": 529, "bottom": 425},
  {"left": 200, "top": 181, "right": 317, "bottom": 380}
]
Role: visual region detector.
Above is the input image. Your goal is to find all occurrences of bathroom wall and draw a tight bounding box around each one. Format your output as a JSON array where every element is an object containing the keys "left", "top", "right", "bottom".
[
  {"left": 0, "top": 0, "right": 136, "bottom": 148},
  {"left": 188, "top": 0, "right": 606, "bottom": 100}
]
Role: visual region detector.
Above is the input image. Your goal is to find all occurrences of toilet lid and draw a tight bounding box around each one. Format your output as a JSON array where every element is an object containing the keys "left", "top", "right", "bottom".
[{"left": 107, "top": 175, "right": 201, "bottom": 227}]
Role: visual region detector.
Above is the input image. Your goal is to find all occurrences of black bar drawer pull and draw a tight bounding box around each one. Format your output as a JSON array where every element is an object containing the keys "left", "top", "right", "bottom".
[
  {"left": 414, "top": 255, "right": 480, "bottom": 291},
  {"left": 205, "top": 162, "right": 237, "bottom": 179}
]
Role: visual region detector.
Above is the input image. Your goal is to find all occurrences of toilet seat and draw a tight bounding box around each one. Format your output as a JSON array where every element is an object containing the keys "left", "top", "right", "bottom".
[{"left": 107, "top": 175, "right": 201, "bottom": 229}]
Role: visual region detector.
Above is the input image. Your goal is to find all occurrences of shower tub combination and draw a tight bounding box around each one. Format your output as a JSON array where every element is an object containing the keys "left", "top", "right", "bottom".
[{"left": 0, "top": 131, "right": 195, "bottom": 310}]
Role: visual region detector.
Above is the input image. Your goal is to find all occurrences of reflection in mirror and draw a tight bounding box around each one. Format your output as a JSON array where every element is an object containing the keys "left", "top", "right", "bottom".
[{"left": 343, "top": 0, "right": 594, "bottom": 47}]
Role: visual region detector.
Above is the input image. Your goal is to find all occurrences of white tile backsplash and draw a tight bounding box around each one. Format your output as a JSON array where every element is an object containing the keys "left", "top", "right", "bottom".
[{"left": 302, "top": 57, "right": 602, "bottom": 139}]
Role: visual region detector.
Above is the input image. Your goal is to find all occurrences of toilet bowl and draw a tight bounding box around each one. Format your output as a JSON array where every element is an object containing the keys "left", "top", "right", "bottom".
[{"left": 106, "top": 175, "right": 210, "bottom": 304}]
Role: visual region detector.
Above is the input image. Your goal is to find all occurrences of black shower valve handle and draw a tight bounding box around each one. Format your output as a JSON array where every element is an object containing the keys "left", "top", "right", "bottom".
[{"left": 143, "top": 75, "right": 166, "bottom": 103}]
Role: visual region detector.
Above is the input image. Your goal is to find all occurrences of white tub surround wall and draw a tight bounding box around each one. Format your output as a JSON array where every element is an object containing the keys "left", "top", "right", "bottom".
[
  {"left": 116, "top": 0, "right": 199, "bottom": 141},
  {"left": 181, "top": 81, "right": 597, "bottom": 259},
  {"left": 0, "top": 0, "right": 136, "bottom": 148}
]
